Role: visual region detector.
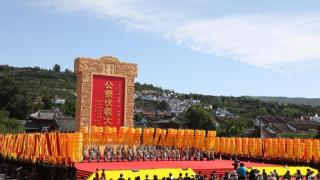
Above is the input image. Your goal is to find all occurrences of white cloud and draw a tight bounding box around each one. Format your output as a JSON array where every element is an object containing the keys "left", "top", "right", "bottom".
[
  {"left": 170, "top": 15, "right": 320, "bottom": 68},
  {"left": 32, "top": 0, "right": 320, "bottom": 68}
]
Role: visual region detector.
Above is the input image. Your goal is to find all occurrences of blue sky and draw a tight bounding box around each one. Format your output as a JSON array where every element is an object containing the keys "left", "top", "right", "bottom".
[{"left": 1, "top": 0, "right": 320, "bottom": 98}]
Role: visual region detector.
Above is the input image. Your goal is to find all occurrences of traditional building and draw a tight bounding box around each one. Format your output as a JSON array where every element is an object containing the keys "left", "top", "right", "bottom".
[
  {"left": 25, "top": 109, "right": 75, "bottom": 132},
  {"left": 249, "top": 116, "right": 320, "bottom": 138},
  {"left": 310, "top": 114, "right": 320, "bottom": 122}
]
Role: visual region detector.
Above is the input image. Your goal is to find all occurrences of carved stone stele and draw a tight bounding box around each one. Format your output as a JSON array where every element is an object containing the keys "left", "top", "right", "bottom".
[{"left": 74, "top": 56, "right": 137, "bottom": 131}]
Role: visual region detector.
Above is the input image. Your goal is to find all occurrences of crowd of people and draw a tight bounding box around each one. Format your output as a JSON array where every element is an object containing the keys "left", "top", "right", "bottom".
[
  {"left": 246, "top": 165, "right": 320, "bottom": 180},
  {"left": 92, "top": 172, "right": 199, "bottom": 180},
  {"left": 0, "top": 154, "right": 77, "bottom": 180},
  {"left": 91, "top": 163, "right": 320, "bottom": 180},
  {"left": 84, "top": 145, "right": 215, "bottom": 162},
  {"left": 214, "top": 166, "right": 320, "bottom": 180},
  {"left": 84, "top": 145, "right": 320, "bottom": 170}
]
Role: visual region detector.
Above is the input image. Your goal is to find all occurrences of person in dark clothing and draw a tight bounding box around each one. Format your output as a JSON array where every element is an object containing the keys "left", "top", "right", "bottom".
[
  {"left": 295, "top": 169, "right": 303, "bottom": 180},
  {"left": 67, "top": 162, "right": 77, "bottom": 180},
  {"left": 60, "top": 162, "right": 68, "bottom": 180},
  {"left": 209, "top": 171, "right": 216, "bottom": 180},
  {"left": 167, "top": 173, "right": 174, "bottom": 180},
  {"left": 232, "top": 158, "right": 239, "bottom": 170},
  {"left": 248, "top": 169, "right": 256, "bottom": 180},
  {"left": 198, "top": 172, "right": 204, "bottom": 180},
  {"left": 273, "top": 170, "right": 279, "bottom": 180},
  {"left": 262, "top": 169, "right": 267, "bottom": 180},
  {"left": 184, "top": 173, "right": 191, "bottom": 180},
  {"left": 101, "top": 169, "right": 106, "bottom": 180},
  {"left": 118, "top": 173, "right": 125, "bottom": 180},
  {"left": 47, "top": 163, "right": 56, "bottom": 180},
  {"left": 306, "top": 169, "right": 311, "bottom": 180},
  {"left": 223, "top": 172, "right": 230, "bottom": 180},
  {"left": 95, "top": 169, "right": 100, "bottom": 180},
  {"left": 145, "top": 174, "right": 150, "bottom": 180},
  {"left": 284, "top": 170, "right": 291, "bottom": 180}
]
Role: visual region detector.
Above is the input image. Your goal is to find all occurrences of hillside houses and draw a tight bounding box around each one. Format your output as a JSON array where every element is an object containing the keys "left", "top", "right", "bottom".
[
  {"left": 215, "top": 108, "right": 239, "bottom": 118},
  {"left": 134, "top": 90, "right": 202, "bottom": 128},
  {"left": 135, "top": 90, "right": 201, "bottom": 115},
  {"left": 251, "top": 115, "right": 320, "bottom": 138}
]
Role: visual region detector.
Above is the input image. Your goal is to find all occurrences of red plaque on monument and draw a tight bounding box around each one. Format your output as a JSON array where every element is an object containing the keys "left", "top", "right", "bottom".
[{"left": 91, "top": 75, "right": 125, "bottom": 128}]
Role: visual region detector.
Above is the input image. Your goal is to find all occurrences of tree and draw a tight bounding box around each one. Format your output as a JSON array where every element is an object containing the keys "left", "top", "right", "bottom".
[
  {"left": 58, "top": 98, "right": 75, "bottom": 116},
  {"left": 184, "top": 105, "right": 215, "bottom": 130},
  {"left": 211, "top": 97, "right": 223, "bottom": 110},
  {"left": 42, "top": 96, "right": 53, "bottom": 110},
  {"left": 134, "top": 113, "right": 143, "bottom": 122},
  {"left": 218, "top": 118, "right": 249, "bottom": 137},
  {"left": 0, "top": 78, "right": 32, "bottom": 119},
  {"left": 257, "top": 107, "right": 268, "bottom": 115},
  {"left": 0, "top": 78, "right": 18, "bottom": 108},
  {"left": 316, "top": 126, "right": 320, "bottom": 139},
  {"left": 156, "top": 100, "right": 170, "bottom": 111},
  {"left": 282, "top": 107, "right": 296, "bottom": 117},
  {"left": 53, "top": 64, "right": 61, "bottom": 72},
  {"left": 280, "top": 132, "right": 317, "bottom": 138},
  {"left": 64, "top": 68, "right": 73, "bottom": 74},
  {"left": 6, "top": 93, "right": 33, "bottom": 119},
  {"left": 0, "top": 110, "right": 24, "bottom": 133},
  {"left": 33, "top": 66, "right": 41, "bottom": 71}
]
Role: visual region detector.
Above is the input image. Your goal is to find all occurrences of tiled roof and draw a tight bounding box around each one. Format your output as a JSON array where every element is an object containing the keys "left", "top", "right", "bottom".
[
  {"left": 269, "top": 123, "right": 294, "bottom": 133},
  {"left": 256, "top": 116, "right": 320, "bottom": 136},
  {"left": 245, "top": 127, "right": 277, "bottom": 138},
  {"left": 29, "top": 110, "right": 73, "bottom": 120},
  {"left": 259, "top": 116, "right": 290, "bottom": 124},
  {"left": 288, "top": 122, "right": 320, "bottom": 131}
]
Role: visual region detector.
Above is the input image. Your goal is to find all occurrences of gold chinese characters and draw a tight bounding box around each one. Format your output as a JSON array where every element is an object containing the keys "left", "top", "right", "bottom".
[{"left": 104, "top": 81, "right": 113, "bottom": 125}]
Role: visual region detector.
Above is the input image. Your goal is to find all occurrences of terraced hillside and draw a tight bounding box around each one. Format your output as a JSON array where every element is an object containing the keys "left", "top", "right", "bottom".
[{"left": 0, "top": 65, "right": 76, "bottom": 99}]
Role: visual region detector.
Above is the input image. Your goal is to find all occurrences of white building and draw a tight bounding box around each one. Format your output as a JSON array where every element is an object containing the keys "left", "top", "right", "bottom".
[
  {"left": 310, "top": 114, "right": 320, "bottom": 122},
  {"left": 54, "top": 98, "right": 66, "bottom": 104}
]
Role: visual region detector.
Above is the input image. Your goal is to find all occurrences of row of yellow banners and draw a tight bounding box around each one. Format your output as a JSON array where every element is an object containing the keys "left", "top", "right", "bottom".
[
  {"left": 0, "top": 132, "right": 83, "bottom": 164},
  {"left": 82, "top": 126, "right": 217, "bottom": 149},
  {"left": 83, "top": 126, "right": 320, "bottom": 162},
  {"left": 0, "top": 127, "right": 320, "bottom": 164}
]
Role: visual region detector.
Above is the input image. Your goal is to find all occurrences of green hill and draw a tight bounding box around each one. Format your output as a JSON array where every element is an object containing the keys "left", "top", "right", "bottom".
[
  {"left": 0, "top": 65, "right": 319, "bottom": 121},
  {"left": 0, "top": 65, "right": 76, "bottom": 99},
  {"left": 251, "top": 96, "right": 320, "bottom": 106}
]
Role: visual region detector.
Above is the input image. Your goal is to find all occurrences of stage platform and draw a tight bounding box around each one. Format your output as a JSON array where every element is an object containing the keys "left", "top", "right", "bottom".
[{"left": 75, "top": 160, "right": 277, "bottom": 179}]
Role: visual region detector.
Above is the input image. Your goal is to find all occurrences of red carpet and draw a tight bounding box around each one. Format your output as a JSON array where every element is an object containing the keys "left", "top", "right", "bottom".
[{"left": 75, "top": 160, "right": 276, "bottom": 172}]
